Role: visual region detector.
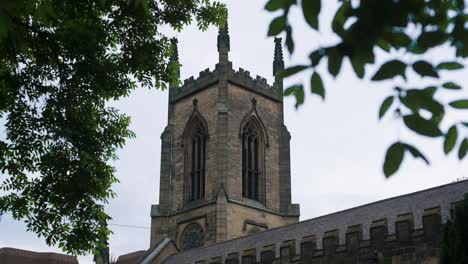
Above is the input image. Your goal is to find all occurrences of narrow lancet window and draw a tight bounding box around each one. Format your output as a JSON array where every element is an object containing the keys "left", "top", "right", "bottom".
[
  {"left": 188, "top": 120, "right": 206, "bottom": 201},
  {"left": 242, "top": 119, "right": 261, "bottom": 201}
]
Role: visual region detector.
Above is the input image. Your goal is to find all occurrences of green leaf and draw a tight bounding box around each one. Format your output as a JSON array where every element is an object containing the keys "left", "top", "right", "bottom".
[
  {"left": 442, "top": 82, "right": 461, "bottom": 90},
  {"left": 377, "top": 39, "right": 391, "bottom": 52},
  {"left": 389, "top": 31, "right": 412, "bottom": 48},
  {"left": 284, "top": 84, "right": 305, "bottom": 108},
  {"left": 423, "top": 86, "right": 437, "bottom": 96},
  {"left": 383, "top": 142, "right": 405, "bottom": 177},
  {"left": 268, "top": 16, "right": 287, "bottom": 36},
  {"left": 458, "top": 138, "right": 467, "bottom": 159},
  {"left": 309, "top": 49, "right": 323, "bottom": 67},
  {"left": 350, "top": 56, "right": 365, "bottom": 79},
  {"left": 301, "top": 0, "right": 321, "bottom": 30},
  {"left": 265, "top": 0, "right": 285, "bottom": 11},
  {"left": 403, "top": 114, "right": 443, "bottom": 137},
  {"left": 444, "top": 125, "right": 458, "bottom": 154},
  {"left": 449, "top": 100, "right": 468, "bottom": 109},
  {"left": 278, "top": 65, "right": 308, "bottom": 78},
  {"left": 379, "top": 96, "right": 394, "bottom": 120},
  {"left": 311, "top": 72, "right": 325, "bottom": 100},
  {"left": 371, "top": 60, "right": 406, "bottom": 81},
  {"left": 332, "top": 1, "right": 350, "bottom": 37},
  {"left": 400, "top": 89, "right": 444, "bottom": 116},
  {"left": 412, "top": 61, "right": 439, "bottom": 78},
  {"left": 285, "top": 25, "right": 294, "bottom": 54},
  {"left": 402, "top": 143, "right": 430, "bottom": 164},
  {"left": 327, "top": 48, "right": 343, "bottom": 77},
  {"left": 436, "top": 62, "right": 464, "bottom": 70},
  {"left": 417, "top": 30, "right": 448, "bottom": 49}
]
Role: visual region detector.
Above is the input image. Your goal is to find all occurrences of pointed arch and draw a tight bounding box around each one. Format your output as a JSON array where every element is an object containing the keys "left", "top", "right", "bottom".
[
  {"left": 240, "top": 98, "right": 267, "bottom": 203},
  {"left": 239, "top": 99, "right": 269, "bottom": 147},
  {"left": 182, "top": 99, "right": 208, "bottom": 202}
]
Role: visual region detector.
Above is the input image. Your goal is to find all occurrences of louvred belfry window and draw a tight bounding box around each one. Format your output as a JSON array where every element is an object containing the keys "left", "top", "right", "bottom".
[
  {"left": 242, "top": 119, "right": 261, "bottom": 201},
  {"left": 188, "top": 119, "right": 206, "bottom": 201}
]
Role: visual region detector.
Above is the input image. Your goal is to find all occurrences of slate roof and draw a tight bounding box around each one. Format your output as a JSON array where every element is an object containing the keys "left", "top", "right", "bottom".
[{"left": 162, "top": 179, "right": 468, "bottom": 263}]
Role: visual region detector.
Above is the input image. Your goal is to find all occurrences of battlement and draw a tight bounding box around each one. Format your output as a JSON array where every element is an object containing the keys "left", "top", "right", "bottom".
[
  {"left": 172, "top": 65, "right": 282, "bottom": 103},
  {"left": 228, "top": 67, "right": 281, "bottom": 101},
  {"left": 161, "top": 179, "right": 468, "bottom": 264},
  {"left": 172, "top": 68, "right": 218, "bottom": 102},
  {"left": 185, "top": 207, "right": 444, "bottom": 263}
]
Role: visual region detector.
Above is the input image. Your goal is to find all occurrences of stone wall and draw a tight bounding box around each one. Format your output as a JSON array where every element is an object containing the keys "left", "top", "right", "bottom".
[
  {"left": 226, "top": 202, "right": 298, "bottom": 240},
  {"left": 152, "top": 64, "right": 299, "bottom": 249},
  {"left": 160, "top": 180, "right": 468, "bottom": 264}
]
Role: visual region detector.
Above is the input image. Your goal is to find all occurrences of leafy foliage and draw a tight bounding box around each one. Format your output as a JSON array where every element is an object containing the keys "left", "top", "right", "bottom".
[
  {"left": 441, "top": 194, "right": 468, "bottom": 264},
  {"left": 0, "top": 0, "right": 226, "bottom": 255},
  {"left": 265, "top": 0, "right": 467, "bottom": 177}
]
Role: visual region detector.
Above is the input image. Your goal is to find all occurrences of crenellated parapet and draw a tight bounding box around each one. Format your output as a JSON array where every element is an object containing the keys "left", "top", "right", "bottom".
[
  {"left": 161, "top": 179, "right": 468, "bottom": 264},
  {"left": 172, "top": 68, "right": 219, "bottom": 102},
  {"left": 171, "top": 66, "right": 282, "bottom": 103},
  {"left": 169, "top": 23, "right": 285, "bottom": 104},
  {"left": 185, "top": 206, "right": 444, "bottom": 264}
]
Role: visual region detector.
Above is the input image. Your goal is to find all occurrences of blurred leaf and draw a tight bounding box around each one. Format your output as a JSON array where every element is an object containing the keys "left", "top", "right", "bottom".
[
  {"left": 379, "top": 96, "right": 394, "bottom": 120},
  {"left": 284, "top": 84, "right": 304, "bottom": 108},
  {"left": 377, "top": 39, "right": 391, "bottom": 52},
  {"left": 436, "top": 62, "right": 464, "bottom": 70},
  {"left": 265, "top": 0, "right": 287, "bottom": 11},
  {"left": 459, "top": 138, "right": 467, "bottom": 160},
  {"left": 311, "top": 72, "right": 325, "bottom": 100},
  {"left": 285, "top": 25, "right": 294, "bottom": 53},
  {"left": 402, "top": 143, "right": 430, "bottom": 164},
  {"left": 309, "top": 49, "right": 324, "bottom": 67},
  {"left": 417, "top": 30, "right": 448, "bottom": 49},
  {"left": 412, "top": 61, "right": 439, "bottom": 78},
  {"left": 389, "top": 31, "right": 412, "bottom": 48},
  {"left": 302, "top": 0, "right": 321, "bottom": 30},
  {"left": 403, "top": 114, "right": 443, "bottom": 137},
  {"left": 401, "top": 89, "right": 444, "bottom": 116},
  {"left": 442, "top": 82, "right": 461, "bottom": 90},
  {"left": 327, "top": 48, "right": 343, "bottom": 77},
  {"left": 332, "top": 1, "right": 350, "bottom": 37},
  {"left": 444, "top": 125, "right": 458, "bottom": 154},
  {"left": 422, "top": 86, "right": 437, "bottom": 96},
  {"left": 371, "top": 60, "right": 406, "bottom": 81},
  {"left": 278, "top": 65, "right": 308, "bottom": 78},
  {"left": 383, "top": 142, "right": 405, "bottom": 177},
  {"left": 268, "top": 16, "right": 287, "bottom": 36},
  {"left": 350, "top": 56, "right": 365, "bottom": 78},
  {"left": 449, "top": 100, "right": 468, "bottom": 109}
]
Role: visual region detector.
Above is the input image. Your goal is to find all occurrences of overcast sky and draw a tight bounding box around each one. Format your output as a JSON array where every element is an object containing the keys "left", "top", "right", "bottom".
[{"left": 1, "top": 0, "right": 467, "bottom": 263}]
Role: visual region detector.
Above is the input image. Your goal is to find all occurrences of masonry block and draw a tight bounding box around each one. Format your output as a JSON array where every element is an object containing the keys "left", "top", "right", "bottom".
[
  {"left": 370, "top": 219, "right": 388, "bottom": 250},
  {"left": 242, "top": 249, "right": 256, "bottom": 264},
  {"left": 345, "top": 225, "right": 362, "bottom": 252},
  {"left": 422, "top": 207, "right": 441, "bottom": 242},
  {"left": 396, "top": 213, "right": 414, "bottom": 244},
  {"left": 225, "top": 253, "right": 240, "bottom": 264},
  {"left": 323, "top": 230, "right": 338, "bottom": 256}
]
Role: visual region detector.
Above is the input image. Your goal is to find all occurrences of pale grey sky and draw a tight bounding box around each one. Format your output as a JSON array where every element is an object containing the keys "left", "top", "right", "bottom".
[{"left": 1, "top": 1, "right": 467, "bottom": 263}]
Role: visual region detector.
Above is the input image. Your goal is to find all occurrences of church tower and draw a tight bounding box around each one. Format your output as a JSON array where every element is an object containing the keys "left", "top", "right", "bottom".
[{"left": 150, "top": 23, "right": 300, "bottom": 251}]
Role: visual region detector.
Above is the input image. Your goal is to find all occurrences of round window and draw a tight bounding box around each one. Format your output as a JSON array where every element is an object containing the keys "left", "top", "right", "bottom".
[{"left": 181, "top": 223, "right": 205, "bottom": 250}]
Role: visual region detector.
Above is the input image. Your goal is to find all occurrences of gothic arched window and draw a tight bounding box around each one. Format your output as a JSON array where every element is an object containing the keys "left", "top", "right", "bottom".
[
  {"left": 183, "top": 99, "right": 208, "bottom": 203},
  {"left": 241, "top": 118, "right": 263, "bottom": 201},
  {"left": 186, "top": 118, "right": 206, "bottom": 201}
]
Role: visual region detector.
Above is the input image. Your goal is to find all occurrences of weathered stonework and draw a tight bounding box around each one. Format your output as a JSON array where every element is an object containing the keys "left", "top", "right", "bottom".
[
  {"left": 159, "top": 179, "right": 468, "bottom": 264},
  {"left": 150, "top": 28, "right": 299, "bottom": 250}
]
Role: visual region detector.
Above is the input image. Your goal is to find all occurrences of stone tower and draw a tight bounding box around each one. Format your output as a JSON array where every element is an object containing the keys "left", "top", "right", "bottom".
[{"left": 150, "top": 23, "right": 299, "bottom": 251}]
